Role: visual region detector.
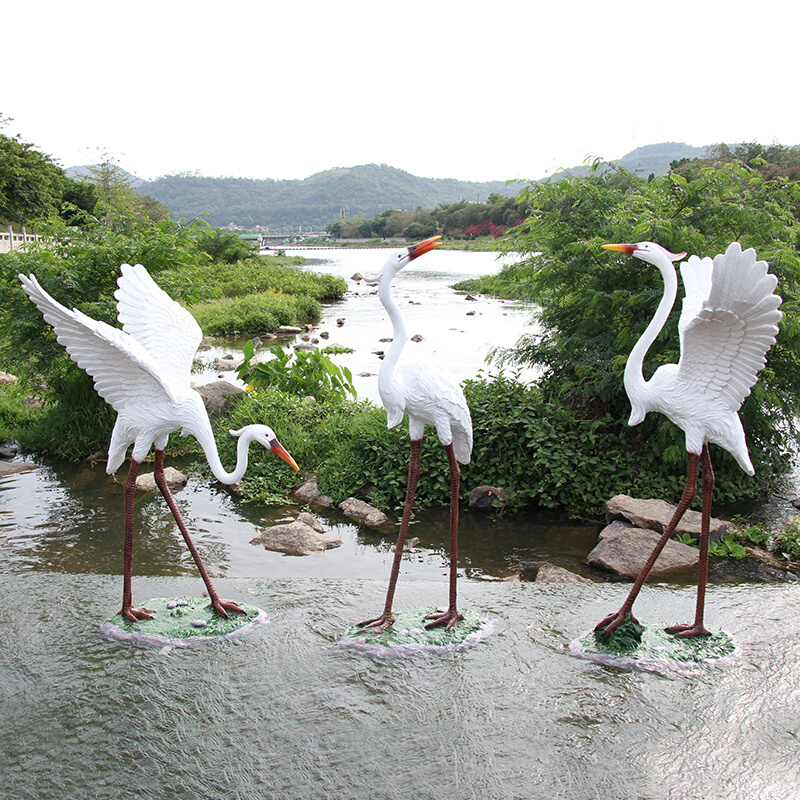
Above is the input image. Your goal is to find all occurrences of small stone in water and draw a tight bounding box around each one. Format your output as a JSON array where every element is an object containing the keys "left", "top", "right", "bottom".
[
  {"left": 191, "top": 619, "right": 207, "bottom": 628},
  {"left": 167, "top": 601, "right": 177, "bottom": 609},
  {"left": 176, "top": 600, "right": 189, "bottom": 607}
]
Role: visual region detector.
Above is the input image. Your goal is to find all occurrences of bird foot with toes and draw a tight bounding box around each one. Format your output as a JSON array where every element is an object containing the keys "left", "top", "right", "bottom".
[
  {"left": 210, "top": 599, "right": 246, "bottom": 618},
  {"left": 664, "top": 622, "right": 710, "bottom": 638},
  {"left": 424, "top": 608, "right": 464, "bottom": 631},
  {"left": 356, "top": 613, "right": 395, "bottom": 634},
  {"left": 121, "top": 605, "right": 155, "bottom": 622},
  {"left": 595, "top": 610, "right": 639, "bottom": 638}
]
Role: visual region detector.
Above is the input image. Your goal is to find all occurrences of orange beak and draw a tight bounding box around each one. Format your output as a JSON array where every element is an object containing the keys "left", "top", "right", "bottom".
[
  {"left": 407, "top": 235, "right": 442, "bottom": 261},
  {"left": 602, "top": 243, "right": 638, "bottom": 255},
  {"left": 271, "top": 439, "right": 300, "bottom": 471}
]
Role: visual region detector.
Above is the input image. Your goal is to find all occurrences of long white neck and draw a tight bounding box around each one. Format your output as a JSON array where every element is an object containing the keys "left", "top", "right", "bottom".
[
  {"left": 377, "top": 274, "right": 407, "bottom": 405},
  {"left": 624, "top": 255, "right": 677, "bottom": 400},
  {"left": 193, "top": 423, "right": 254, "bottom": 485}
]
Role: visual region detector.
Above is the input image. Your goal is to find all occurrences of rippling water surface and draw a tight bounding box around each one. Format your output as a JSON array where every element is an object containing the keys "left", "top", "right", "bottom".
[{"left": 2, "top": 573, "right": 800, "bottom": 800}]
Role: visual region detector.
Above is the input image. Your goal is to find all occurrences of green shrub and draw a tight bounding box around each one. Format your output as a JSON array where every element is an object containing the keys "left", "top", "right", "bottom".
[
  {"left": 188, "top": 291, "right": 321, "bottom": 336},
  {"left": 163, "top": 257, "right": 346, "bottom": 301},
  {"left": 774, "top": 519, "right": 800, "bottom": 561},
  {"left": 238, "top": 341, "right": 356, "bottom": 402},
  {"left": 214, "top": 390, "right": 368, "bottom": 503}
]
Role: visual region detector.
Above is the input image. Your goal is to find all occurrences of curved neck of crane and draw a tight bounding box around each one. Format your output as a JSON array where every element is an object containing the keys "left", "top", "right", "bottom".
[
  {"left": 193, "top": 423, "right": 250, "bottom": 485},
  {"left": 624, "top": 255, "right": 677, "bottom": 393},
  {"left": 378, "top": 273, "right": 407, "bottom": 389}
]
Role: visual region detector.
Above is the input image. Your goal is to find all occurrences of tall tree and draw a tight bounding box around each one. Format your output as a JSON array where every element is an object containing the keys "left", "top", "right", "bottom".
[{"left": 0, "top": 118, "right": 64, "bottom": 224}]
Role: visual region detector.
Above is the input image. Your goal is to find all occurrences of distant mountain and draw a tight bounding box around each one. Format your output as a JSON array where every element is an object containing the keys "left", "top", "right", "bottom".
[
  {"left": 66, "top": 144, "right": 712, "bottom": 232},
  {"left": 135, "top": 164, "right": 515, "bottom": 231},
  {"left": 65, "top": 165, "right": 144, "bottom": 187},
  {"left": 553, "top": 142, "right": 708, "bottom": 180}
]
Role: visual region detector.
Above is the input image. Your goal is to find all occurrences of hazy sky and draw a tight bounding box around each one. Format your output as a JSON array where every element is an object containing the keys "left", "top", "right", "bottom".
[{"left": 4, "top": 0, "right": 797, "bottom": 184}]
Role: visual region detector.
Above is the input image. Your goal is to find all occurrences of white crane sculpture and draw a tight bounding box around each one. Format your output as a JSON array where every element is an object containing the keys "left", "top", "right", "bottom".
[
  {"left": 20, "top": 265, "right": 299, "bottom": 622},
  {"left": 596, "top": 241, "right": 782, "bottom": 638},
  {"left": 357, "top": 236, "right": 473, "bottom": 632}
]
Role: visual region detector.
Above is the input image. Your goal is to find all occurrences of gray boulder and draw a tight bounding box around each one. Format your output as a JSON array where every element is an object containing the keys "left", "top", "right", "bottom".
[
  {"left": 193, "top": 380, "right": 245, "bottom": 419},
  {"left": 587, "top": 520, "right": 699, "bottom": 578},
  {"left": 250, "top": 512, "right": 342, "bottom": 555},
  {"left": 606, "top": 494, "right": 728, "bottom": 542},
  {"left": 136, "top": 467, "right": 187, "bottom": 493},
  {"left": 292, "top": 475, "right": 334, "bottom": 508},
  {"left": 339, "top": 497, "right": 388, "bottom": 528}
]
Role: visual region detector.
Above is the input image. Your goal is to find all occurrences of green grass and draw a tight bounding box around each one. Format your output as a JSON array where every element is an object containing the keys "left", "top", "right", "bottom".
[{"left": 188, "top": 291, "right": 321, "bottom": 336}]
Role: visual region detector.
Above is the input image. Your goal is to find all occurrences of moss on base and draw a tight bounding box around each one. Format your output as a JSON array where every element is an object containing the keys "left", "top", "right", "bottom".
[
  {"left": 339, "top": 607, "right": 492, "bottom": 655},
  {"left": 101, "top": 596, "right": 266, "bottom": 644}
]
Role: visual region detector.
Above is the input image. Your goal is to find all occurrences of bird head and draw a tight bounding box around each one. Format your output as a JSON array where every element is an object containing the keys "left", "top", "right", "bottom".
[
  {"left": 229, "top": 424, "right": 300, "bottom": 471},
  {"left": 602, "top": 242, "right": 686, "bottom": 264},
  {"left": 366, "top": 235, "right": 442, "bottom": 283}
]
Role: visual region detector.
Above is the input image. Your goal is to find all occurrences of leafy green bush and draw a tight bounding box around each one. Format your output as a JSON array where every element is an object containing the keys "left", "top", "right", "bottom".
[
  {"left": 0, "top": 382, "right": 40, "bottom": 442},
  {"left": 774, "top": 519, "right": 800, "bottom": 561},
  {"left": 477, "top": 159, "right": 800, "bottom": 494},
  {"left": 238, "top": 340, "right": 356, "bottom": 402},
  {"left": 213, "top": 390, "right": 369, "bottom": 503},
  {"left": 195, "top": 228, "right": 257, "bottom": 264}
]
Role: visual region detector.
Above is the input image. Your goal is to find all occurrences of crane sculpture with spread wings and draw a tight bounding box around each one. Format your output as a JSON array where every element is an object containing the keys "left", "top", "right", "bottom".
[{"left": 20, "top": 265, "right": 299, "bottom": 622}]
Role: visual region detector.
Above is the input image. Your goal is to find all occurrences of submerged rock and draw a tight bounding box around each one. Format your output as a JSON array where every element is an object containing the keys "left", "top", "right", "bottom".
[
  {"left": 339, "top": 497, "right": 388, "bottom": 528},
  {"left": 534, "top": 563, "right": 593, "bottom": 583},
  {"left": 0, "top": 459, "right": 36, "bottom": 475},
  {"left": 250, "top": 512, "right": 342, "bottom": 555}
]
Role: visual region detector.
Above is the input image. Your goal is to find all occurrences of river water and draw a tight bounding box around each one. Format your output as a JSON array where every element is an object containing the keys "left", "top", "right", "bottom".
[
  {"left": 196, "top": 246, "right": 536, "bottom": 403},
  {"left": 2, "top": 247, "right": 800, "bottom": 799}
]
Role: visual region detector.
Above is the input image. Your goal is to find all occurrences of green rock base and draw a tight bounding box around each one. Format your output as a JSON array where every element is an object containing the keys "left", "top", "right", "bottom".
[
  {"left": 99, "top": 596, "right": 268, "bottom": 648},
  {"left": 339, "top": 607, "right": 493, "bottom": 656},
  {"left": 568, "top": 623, "right": 739, "bottom": 673}
]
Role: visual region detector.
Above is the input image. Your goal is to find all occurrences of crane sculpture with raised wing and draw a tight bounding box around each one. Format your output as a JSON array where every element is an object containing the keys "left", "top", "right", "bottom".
[
  {"left": 20, "top": 265, "right": 299, "bottom": 622},
  {"left": 596, "top": 241, "right": 781, "bottom": 638}
]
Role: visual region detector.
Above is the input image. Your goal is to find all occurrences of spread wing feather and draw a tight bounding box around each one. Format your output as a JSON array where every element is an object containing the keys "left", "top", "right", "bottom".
[
  {"left": 19, "top": 273, "right": 174, "bottom": 411},
  {"left": 677, "top": 242, "right": 782, "bottom": 411},
  {"left": 115, "top": 264, "right": 202, "bottom": 385}
]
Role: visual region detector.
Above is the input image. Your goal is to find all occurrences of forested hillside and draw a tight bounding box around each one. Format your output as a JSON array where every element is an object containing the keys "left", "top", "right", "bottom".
[{"left": 136, "top": 164, "right": 514, "bottom": 231}]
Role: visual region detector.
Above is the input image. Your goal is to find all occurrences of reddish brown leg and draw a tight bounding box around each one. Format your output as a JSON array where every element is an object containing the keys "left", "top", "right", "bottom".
[
  {"left": 596, "top": 450, "right": 701, "bottom": 638},
  {"left": 665, "top": 444, "right": 712, "bottom": 637},
  {"left": 425, "top": 442, "right": 464, "bottom": 631},
  {"left": 358, "top": 439, "right": 422, "bottom": 633},
  {"left": 153, "top": 450, "right": 243, "bottom": 618},
  {"left": 120, "top": 459, "right": 155, "bottom": 622}
]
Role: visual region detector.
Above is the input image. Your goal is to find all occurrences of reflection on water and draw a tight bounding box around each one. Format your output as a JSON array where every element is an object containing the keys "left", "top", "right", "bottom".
[{"left": 0, "top": 457, "right": 601, "bottom": 585}]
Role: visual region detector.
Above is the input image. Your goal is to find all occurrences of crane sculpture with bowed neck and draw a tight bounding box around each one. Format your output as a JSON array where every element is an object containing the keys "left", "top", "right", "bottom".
[
  {"left": 20, "top": 265, "right": 299, "bottom": 622},
  {"left": 358, "top": 236, "right": 473, "bottom": 633},
  {"left": 596, "top": 241, "right": 781, "bottom": 639}
]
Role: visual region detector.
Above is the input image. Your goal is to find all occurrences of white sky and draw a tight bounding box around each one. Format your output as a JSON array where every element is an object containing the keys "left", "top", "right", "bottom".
[{"left": 3, "top": 0, "right": 797, "bottom": 184}]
